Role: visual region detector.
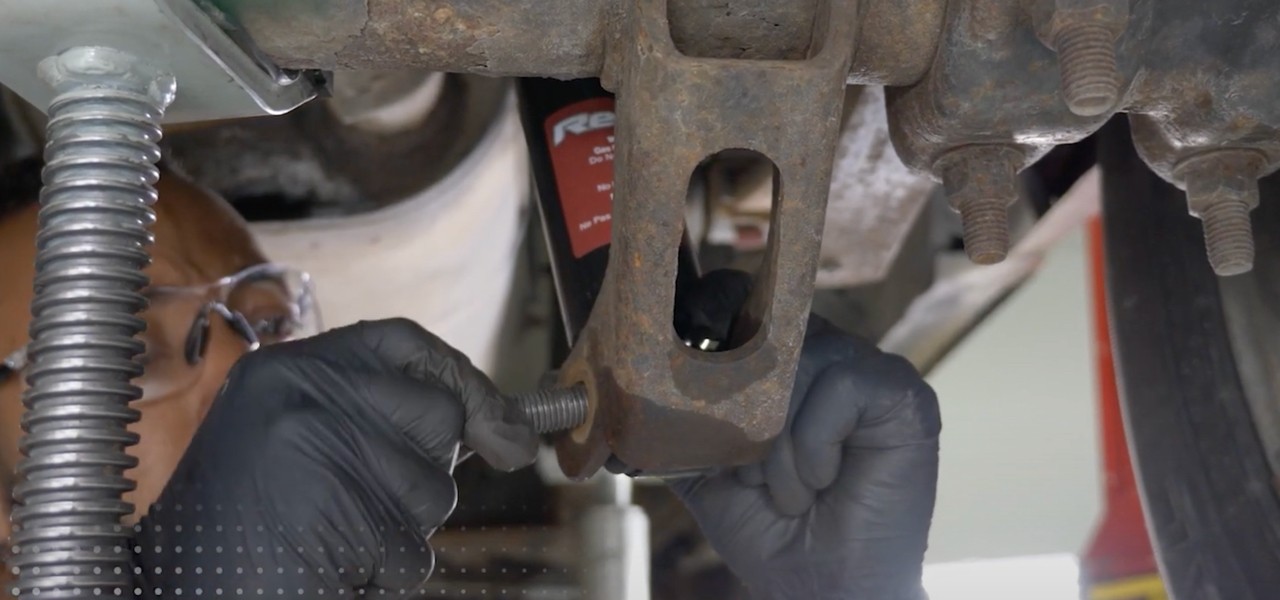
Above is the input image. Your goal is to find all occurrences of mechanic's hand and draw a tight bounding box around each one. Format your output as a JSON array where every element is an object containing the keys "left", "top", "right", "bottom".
[
  {"left": 132, "top": 319, "right": 538, "bottom": 598},
  {"left": 670, "top": 272, "right": 941, "bottom": 600}
]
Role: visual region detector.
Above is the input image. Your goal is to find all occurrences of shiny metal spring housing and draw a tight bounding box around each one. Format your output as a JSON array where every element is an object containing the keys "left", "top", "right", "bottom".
[{"left": 9, "top": 47, "right": 174, "bottom": 599}]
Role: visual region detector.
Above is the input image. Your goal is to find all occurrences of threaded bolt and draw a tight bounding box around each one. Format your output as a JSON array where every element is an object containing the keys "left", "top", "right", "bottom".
[
  {"left": 1177, "top": 150, "right": 1263, "bottom": 277},
  {"left": 958, "top": 200, "right": 1011, "bottom": 265},
  {"left": 937, "top": 145, "right": 1024, "bottom": 265},
  {"left": 511, "top": 385, "right": 589, "bottom": 435},
  {"left": 1053, "top": 21, "right": 1120, "bottom": 117},
  {"left": 1199, "top": 200, "right": 1255, "bottom": 276}
]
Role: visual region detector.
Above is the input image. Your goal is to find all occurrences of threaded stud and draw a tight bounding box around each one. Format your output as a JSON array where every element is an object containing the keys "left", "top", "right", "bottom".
[
  {"left": 959, "top": 200, "right": 1011, "bottom": 265},
  {"left": 1054, "top": 22, "right": 1120, "bottom": 117},
  {"left": 937, "top": 145, "right": 1024, "bottom": 265},
  {"left": 513, "top": 385, "right": 589, "bottom": 435},
  {"left": 1199, "top": 200, "right": 1255, "bottom": 276},
  {"left": 1177, "top": 150, "right": 1263, "bottom": 277}
]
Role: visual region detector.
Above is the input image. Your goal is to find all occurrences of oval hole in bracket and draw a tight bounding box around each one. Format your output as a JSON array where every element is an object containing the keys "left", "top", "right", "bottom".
[{"left": 674, "top": 148, "right": 780, "bottom": 355}]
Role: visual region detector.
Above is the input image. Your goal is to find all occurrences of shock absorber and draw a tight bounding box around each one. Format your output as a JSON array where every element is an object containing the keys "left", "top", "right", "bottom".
[{"left": 10, "top": 47, "right": 174, "bottom": 599}]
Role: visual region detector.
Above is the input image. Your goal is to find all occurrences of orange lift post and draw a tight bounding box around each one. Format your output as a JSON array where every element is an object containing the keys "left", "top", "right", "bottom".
[{"left": 1079, "top": 216, "right": 1167, "bottom": 600}]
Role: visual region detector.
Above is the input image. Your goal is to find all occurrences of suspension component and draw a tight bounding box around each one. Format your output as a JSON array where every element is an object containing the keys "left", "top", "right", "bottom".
[
  {"left": 10, "top": 46, "right": 174, "bottom": 599},
  {"left": 543, "top": 0, "right": 860, "bottom": 477},
  {"left": 936, "top": 145, "right": 1025, "bottom": 265},
  {"left": 1175, "top": 150, "right": 1266, "bottom": 277},
  {"left": 1036, "top": 0, "right": 1129, "bottom": 118},
  {"left": 1129, "top": 113, "right": 1280, "bottom": 278},
  {"left": 517, "top": 77, "right": 713, "bottom": 462}
]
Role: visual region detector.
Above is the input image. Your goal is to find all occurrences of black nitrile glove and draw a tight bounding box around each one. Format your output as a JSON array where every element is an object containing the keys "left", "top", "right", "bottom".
[
  {"left": 670, "top": 272, "right": 941, "bottom": 600},
  {"left": 132, "top": 319, "right": 538, "bottom": 597}
]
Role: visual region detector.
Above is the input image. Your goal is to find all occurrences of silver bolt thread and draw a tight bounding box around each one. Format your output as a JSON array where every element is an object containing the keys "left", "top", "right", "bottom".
[
  {"left": 1054, "top": 22, "right": 1121, "bottom": 117},
  {"left": 959, "top": 200, "right": 1011, "bottom": 265},
  {"left": 513, "top": 386, "right": 589, "bottom": 435},
  {"left": 1199, "top": 200, "right": 1256, "bottom": 276},
  {"left": 10, "top": 48, "right": 173, "bottom": 599}
]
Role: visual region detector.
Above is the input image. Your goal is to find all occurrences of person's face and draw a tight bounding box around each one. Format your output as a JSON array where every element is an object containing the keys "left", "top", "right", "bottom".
[{"left": 0, "top": 171, "right": 272, "bottom": 535}]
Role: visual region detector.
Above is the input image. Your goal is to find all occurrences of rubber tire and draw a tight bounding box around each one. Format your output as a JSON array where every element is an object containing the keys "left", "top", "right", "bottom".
[{"left": 1099, "top": 117, "right": 1280, "bottom": 600}]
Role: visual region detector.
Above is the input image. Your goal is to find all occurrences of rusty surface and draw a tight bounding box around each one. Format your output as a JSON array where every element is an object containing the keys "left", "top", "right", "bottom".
[
  {"left": 889, "top": 0, "right": 1280, "bottom": 184},
  {"left": 215, "top": 0, "right": 933, "bottom": 85},
  {"left": 938, "top": 144, "right": 1024, "bottom": 264},
  {"left": 661, "top": 0, "right": 818, "bottom": 60},
  {"left": 885, "top": 0, "right": 1280, "bottom": 275},
  {"left": 212, "top": 0, "right": 608, "bottom": 76},
  {"left": 551, "top": 0, "right": 861, "bottom": 477},
  {"left": 849, "top": 0, "right": 945, "bottom": 86},
  {"left": 200, "top": 0, "right": 1280, "bottom": 470},
  {"left": 1122, "top": 1, "right": 1280, "bottom": 184},
  {"left": 886, "top": 0, "right": 1108, "bottom": 179}
]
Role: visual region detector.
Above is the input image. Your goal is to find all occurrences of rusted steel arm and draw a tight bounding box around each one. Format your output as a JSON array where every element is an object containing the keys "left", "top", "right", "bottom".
[{"left": 214, "top": 0, "right": 941, "bottom": 85}]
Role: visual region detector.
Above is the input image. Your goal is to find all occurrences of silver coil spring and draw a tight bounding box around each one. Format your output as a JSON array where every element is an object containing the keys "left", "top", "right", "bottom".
[{"left": 9, "top": 47, "right": 173, "bottom": 599}]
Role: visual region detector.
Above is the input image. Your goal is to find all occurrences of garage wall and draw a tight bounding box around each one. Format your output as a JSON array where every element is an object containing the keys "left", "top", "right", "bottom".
[{"left": 925, "top": 227, "right": 1103, "bottom": 563}]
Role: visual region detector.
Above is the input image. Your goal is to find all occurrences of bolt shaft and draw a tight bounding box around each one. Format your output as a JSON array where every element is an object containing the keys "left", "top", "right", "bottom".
[
  {"left": 1199, "top": 200, "right": 1255, "bottom": 276},
  {"left": 13, "top": 46, "right": 175, "bottom": 599},
  {"left": 1176, "top": 149, "right": 1263, "bottom": 277},
  {"left": 937, "top": 145, "right": 1023, "bottom": 266},
  {"left": 1054, "top": 21, "right": 1120, "bottom": 117},
  {"left": 512, "top": 385, "right": 589, "bottom": 435},
  {"left": 959, "top": 200, "right": 1011, "bottom": 265}
]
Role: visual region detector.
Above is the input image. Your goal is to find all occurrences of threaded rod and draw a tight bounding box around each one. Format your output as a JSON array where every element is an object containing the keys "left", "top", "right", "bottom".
[
  {"left": 512, "top": 386, "right": 589, "bottom": 435},
  {"left": 10, "top": 47, "right": 174, "bottom": 600},
  {"left": 1054, "top": 22, "right": 1120, "bottom": 117},
  {"left": 1200, "top": 200, "right": 1255, "bottom": 276},
  {"left": 959, "top": 200, "right": 1011, "bottom": 265}
]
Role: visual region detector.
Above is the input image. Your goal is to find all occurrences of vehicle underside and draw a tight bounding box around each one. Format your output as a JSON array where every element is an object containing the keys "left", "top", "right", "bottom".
[{"left": 0, "top": 0, "right": 1278, "bottom": 598}]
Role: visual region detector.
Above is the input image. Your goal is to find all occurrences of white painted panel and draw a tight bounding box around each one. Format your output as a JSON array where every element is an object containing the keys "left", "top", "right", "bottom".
[{"left": 926, "top": 227, "right": 1102, "bottom": 563}]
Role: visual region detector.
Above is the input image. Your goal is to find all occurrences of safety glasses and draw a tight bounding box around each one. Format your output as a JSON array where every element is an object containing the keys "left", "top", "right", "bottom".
[{"left": 1, "top": 263, "right": 320, "bottom": 399}]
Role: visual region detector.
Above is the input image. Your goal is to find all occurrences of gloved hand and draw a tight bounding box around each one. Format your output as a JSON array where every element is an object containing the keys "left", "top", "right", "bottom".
[
  {"left": 670, "top": 272, "right": 942, "bottom": 600},
  {"left": 132, "top": 318, "right": 538, "bottom": 597}
]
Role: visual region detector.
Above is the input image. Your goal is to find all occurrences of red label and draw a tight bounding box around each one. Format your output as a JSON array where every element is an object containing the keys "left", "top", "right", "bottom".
[{"left": 544, "top": 97, "right": 616, "bottom": 258}]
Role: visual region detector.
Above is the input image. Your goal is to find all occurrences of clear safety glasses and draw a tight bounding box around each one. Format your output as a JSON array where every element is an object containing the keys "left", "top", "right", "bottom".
[{"left": 1, "top": 263, "right": 321, "bottom": 400}]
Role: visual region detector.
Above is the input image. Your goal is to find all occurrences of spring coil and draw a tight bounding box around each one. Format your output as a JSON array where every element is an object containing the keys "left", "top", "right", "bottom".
[{"left": 9, "top": 49, "right": 171, "bottom": 599}]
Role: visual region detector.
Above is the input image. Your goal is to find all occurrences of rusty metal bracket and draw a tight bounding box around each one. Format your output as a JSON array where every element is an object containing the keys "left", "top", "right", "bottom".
[
  {"left": 217, "top": 0, "right": 938, "bottom": 87},
  {"left": 554, "top": 0, "right": 861, "bottom": 477}
]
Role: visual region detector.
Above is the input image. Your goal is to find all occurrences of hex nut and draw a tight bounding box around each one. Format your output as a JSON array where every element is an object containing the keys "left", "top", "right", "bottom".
[
  {"left": 936, "top": 145, "right": 1025, "bottom": 265},
  {"left": 1175, "top": 150, "right": 1266, "bottom": 277}
]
